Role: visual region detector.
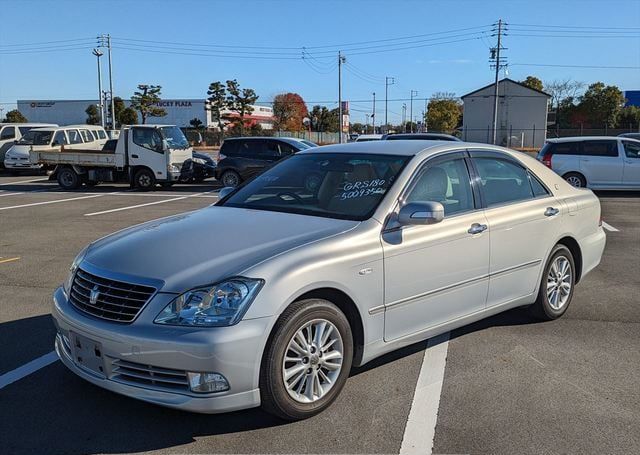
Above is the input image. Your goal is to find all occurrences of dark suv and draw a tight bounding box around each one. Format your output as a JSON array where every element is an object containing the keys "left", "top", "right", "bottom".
[{"left": 214, "top": 137, "right": 310, "bottom": 187}]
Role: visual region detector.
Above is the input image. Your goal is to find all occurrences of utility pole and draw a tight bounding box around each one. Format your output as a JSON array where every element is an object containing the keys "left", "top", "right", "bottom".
[
  {"left": 490, "top": 19, "right": 507, "bottom": 145},
  {"left": 365, "top": 113, "right": 370, "bottom": 134},
  {"left": 372, "top": 92, "right": 376, "bottom": 134},
  {"left": 98, "top": 34, "right": 116, "bottom": 130},
  {"left": 402, "top": 103, "right": 407, "bottom": 131},
  {"left": 92, "top": 48, "right": 105, "bottom": 128},
  {"left": 338, "top": 51, "right": 346, "bottom": 143},
  {"left": 409, "top": 90, "right": 418, "bottom": 133},
  {"left": 385, "top": 77, "right": 395, "bottom": 133},
  {"left": 424, "top": 98, "right": 428, "bottom": 132}
]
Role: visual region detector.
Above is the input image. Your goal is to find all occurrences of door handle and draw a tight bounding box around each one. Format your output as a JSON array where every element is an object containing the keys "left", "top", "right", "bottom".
[
  {"left": 625, "top": 160, "right": 634, "bottom": 164},
  {"left": 131, "top": 154, "right": 139, "bottom": 158},
  {"left": 468, "top": 223, "right": 487, "bottom": 234},
  {"left": 544, "top": 207, "right": 560, "bottom": 217}
]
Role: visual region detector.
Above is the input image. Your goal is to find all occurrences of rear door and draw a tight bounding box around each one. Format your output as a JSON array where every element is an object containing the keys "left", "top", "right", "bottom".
[
  {"left": 579, "top": 139, "right": 622, "bottom": 187},
  {"left": 470, "top": 151, "right": 561, "bottom": 307},
  {"left": 622, "top": 140, "right": 640, "bottom": 187},
  {"left": 65, "top": 129, "right": 85, "bottom": 150}
]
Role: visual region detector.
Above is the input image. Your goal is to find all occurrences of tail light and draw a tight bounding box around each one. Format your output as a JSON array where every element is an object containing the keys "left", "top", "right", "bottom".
[
  {"left": 542, "top": 153, "right": 552, "bottom": 168},
  {"left": 598, "top": 217, "right": 603, "bottom": 227},
  {"left": 217, "top": 153, "right": 226, "bottom": 163}
]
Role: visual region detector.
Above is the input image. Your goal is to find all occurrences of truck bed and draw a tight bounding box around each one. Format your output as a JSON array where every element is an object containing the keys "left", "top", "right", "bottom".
[{"left": 30, "top": 149, "right": 125, "bottom": 168}]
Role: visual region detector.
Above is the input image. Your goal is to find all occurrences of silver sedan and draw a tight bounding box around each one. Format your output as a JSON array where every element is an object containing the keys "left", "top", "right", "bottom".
[{"left": 51, "top": 140, "right": 606, "bottom": 420}]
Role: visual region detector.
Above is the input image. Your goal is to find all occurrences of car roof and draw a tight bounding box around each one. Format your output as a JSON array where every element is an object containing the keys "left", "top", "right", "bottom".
[
  {"left": 385, "top": 133, "right": 461, "bottom": 141},
  {"left": 65, "top": 124, "right": 105, "bottom": 129},
  {"left": 0, "top": 122, "right": 57, "bottom": 126},
  {"left": 355, "top": 134, "right": 383, "bottom": 139},
  {"left": 224, "top": 136, "right": 305, "bottom": 146},
  {"left": 546, "top": 136, "right": 621, "bottom": 143}
]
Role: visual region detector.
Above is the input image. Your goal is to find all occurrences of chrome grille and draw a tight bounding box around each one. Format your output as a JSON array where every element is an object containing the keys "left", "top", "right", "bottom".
[
  {"left": 69, "top": 268, "right": 156, "bottom": 323},
  {"left": 110, "top": 358, "right": 189, "bottom": 391}
]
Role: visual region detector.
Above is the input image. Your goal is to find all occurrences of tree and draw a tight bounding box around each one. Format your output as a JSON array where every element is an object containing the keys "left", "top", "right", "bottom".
[
  {"left": 351, "top": 122, "right": 365, "bottom": 134},
  {"left": 581, "top": 82, "right": 625, "bottom": 128},
  {"left": 226, "top": 79, "right": 258, "bottom": 135},
  {"left": 272, "top": 92, "right": 309, "bottom": 131},
  {"left": 206, "top": 81, "right": 228, "bottom": 133},
  {"left": 545, "top": 79, "right": 584, "bottom": 133},
  {"left": 617, "top": 106, "right": 640, "bottom": 130},
  {"left": 309, "top": 105, "right": 339, "bottom": 132},
  {"left": 520, "top": 76, "right": 544, "bottom": 92},
  {"left": 189, "top": 117, "right": 203, "bottom": 129},
  {"left": 85, "top": 104, "right": 101, "bottom": 125},
  {"left": 3, "top": 109, "right": 27, "bottom": 123},
  {"left": 130, "top": 84, "right": 166, "bottom": 124},
  {"left": 113, "top": 96, "right": 126, "bottom": 127},
  {"left": 426, "top": 93, "right": 461, "bottom": 133},
  {"left": 119, "top": 107, "right": 138, "bottom": 125}
]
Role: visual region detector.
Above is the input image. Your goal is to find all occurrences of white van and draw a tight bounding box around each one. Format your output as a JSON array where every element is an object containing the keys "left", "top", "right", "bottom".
[
  {"left": 0, "top": 123, "right": 57, "bottom": 167},
  {"left": 4, "top": 126, "right": 103, "bottom": 171},
  {"left": 65, "top": 125, "right": 108, "bottom": 147}
]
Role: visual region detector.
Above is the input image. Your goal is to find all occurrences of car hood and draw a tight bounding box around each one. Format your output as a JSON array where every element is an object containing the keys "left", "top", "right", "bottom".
[{"left": 83, "top": 206, "right": 359, "bottom": 293}]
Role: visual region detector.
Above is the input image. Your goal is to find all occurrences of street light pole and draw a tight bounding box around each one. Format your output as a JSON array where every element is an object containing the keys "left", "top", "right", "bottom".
[
  {"left": 409, "top": 90, "right": 418, "bottom": 133},
  {"left": 92, "top": 48, "right": 105, "bottom": 128},
  {"left": 338, "top": 51, "right": 346, "bottom": 143},
  {"left": 372, "top": 92, "right": 376, "bottom": 134}
]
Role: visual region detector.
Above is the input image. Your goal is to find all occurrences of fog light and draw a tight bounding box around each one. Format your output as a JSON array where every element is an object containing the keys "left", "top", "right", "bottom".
[{"left": 187, "top": 372, "right": 229, "bottom": 393}]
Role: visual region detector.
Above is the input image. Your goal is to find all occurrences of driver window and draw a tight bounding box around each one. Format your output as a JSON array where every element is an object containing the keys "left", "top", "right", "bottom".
[
  {"left": 52, "top": 131, "right": 68, "bottom": 145},
  {"left": 0, "top": 126, "right": 15, "bottom": 140},
  {"left": 132, "top": 128, "right": 164, "bottom": 153},
  {"left": 406, "top": 158, "right": 475, "bottom": 216}
]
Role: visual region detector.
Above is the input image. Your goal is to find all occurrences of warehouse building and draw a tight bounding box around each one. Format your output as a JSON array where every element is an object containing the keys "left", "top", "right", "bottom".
[
  {"left": 17, "top": 99, "right": 275, "bottom": 130},
  {"left": 461, "top": 78, "right": 550, "bottom": 148}
]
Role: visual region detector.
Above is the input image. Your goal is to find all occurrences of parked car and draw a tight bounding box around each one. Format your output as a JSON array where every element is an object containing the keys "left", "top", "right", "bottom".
[
  {"left": 4, "top": 126, "right": 104, "bottom": 172},
  {"left": 382, "top": 132, "right": 462, "bottom": 141},
  {"left": 618, "top": 132, "right": 640, "bottom": 141},
  {"left": 286, "top": 137, "right": 318, "bottom": 148},
  {"left": 354, "top": 134, "right": 383, "bottom": 142},
  {"left": 0, "top": 122, "right": 57, "bottom": 168},
  {"left": 537, "top": 136, "right": 640, "bottom": 189},
  {"left": 189, "top": 151, "right": 216, "bottom": 183},
  {"left": 214, "top": 137, "right": 309, "bottom": 187},
  {"left": 64, "top": 124, "right": 109, "bottom": 147},
  {"left": 52, "top": 140, "right": 605, "bottom": 420}
]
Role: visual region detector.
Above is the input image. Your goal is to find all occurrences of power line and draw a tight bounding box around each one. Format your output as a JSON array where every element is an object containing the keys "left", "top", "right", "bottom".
[
  {"left": 508, "top": 22, "right": 640, "bottom": 30},
  {"left": 511, "top": 63, "right": 640, "bottom": 69}
]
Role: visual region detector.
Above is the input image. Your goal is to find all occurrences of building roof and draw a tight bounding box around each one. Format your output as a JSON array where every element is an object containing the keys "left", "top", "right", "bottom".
[{"left": 461, "top": 78, "right": 551, "bottom": 99}]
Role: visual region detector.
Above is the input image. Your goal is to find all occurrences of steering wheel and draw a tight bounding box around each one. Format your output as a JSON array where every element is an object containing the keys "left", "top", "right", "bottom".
[{"left": 276, "top": 191, "right": 305, "bottom": 204}]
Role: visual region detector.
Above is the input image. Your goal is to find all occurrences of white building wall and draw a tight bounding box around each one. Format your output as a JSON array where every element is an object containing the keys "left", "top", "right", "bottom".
[{"left": 462, "top": 80, "right": 549, "bottom": 148}]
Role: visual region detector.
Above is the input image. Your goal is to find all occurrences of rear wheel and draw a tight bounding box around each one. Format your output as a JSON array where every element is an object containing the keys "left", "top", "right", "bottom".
[
  {"left": 134, "top": 168, "right": 155, "bottom": 191},
  {"left": 260, "top": 299, "right": 353, "bottom": 421},
  {"left": 57, "top": 167, "right": 81, "bottom": 190},
  {"left": 220, "top": 170, "right": 241, "bottom": 187},
  {"left": 530, "top": 244, "right": 575, "bottom": 320},
  {"left": 563, "top": 172, "right": 586, "bottom": 188}
]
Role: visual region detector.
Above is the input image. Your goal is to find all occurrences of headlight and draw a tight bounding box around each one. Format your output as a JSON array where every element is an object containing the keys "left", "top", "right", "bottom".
[
  {"left": 63, "top": 246, "right": 89, "bottom": 295},
  {"left": 154, "top": 277, "right": 263, "bottom": 327},
  {"left": 167, "top": 164, "right": 181, "bottom": 173},
  {"left": 192, "top": 157, "right": 205, "bottom": 165}
]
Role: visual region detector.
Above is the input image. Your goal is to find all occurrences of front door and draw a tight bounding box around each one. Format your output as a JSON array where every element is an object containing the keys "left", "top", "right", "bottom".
[
  {"left": 129, "top": 127, "right": 167, "bottom": 180},
  {"left": 382, "top": 153, "right": 489, "bottom": 341},
  {"left": 622, "top": 140, "right": 640, "bottom": 187}
]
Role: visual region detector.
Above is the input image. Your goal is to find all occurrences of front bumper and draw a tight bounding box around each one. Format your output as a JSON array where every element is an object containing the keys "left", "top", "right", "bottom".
[
  {"left": 52, "top": 286, "right": 273, "bottom": 413},
  {"left": 4, "top": 158, "right": 41, "bottom": 169}
]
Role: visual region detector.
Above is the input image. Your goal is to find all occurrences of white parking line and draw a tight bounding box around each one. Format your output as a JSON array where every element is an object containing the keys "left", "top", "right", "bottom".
[
  {"left": 0, "top": 193, "right": 109, "bottom": 211},
  {"left": 0, "top": 178, "right": 49, "bottom": 186},
  {"left": 399, "top": 332, "right": 450, "bottom": 455},
  {"left": 0, "top": 351, "right": 58, "bottom": 390},
  {"left": 602, "top": 222, "right": 619, "bottom": 232},
  {"left": 84, "top": 191, "right": 217, "bottom": 216},
  {"left": 0, "top": 192, "right": 25, "bottom": 197}
]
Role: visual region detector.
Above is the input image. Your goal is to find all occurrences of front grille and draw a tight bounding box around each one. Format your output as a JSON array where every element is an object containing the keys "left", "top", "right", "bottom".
[
  {"left": 69, "top": 268, "right": 156, "bottom": 323},
  {"left": 110, "top": 358, "right": 189, "bottom": 391}
]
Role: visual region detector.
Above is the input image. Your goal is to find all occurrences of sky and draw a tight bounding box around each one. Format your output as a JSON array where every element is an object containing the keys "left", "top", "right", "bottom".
[{"left": 0, "top": 0, "right": 639, "bottom": 125}]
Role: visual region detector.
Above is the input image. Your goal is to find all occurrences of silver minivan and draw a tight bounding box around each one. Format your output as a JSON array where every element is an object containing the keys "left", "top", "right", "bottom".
[{"left": 538, "top": 136, "right": 640, "bottom": 189}]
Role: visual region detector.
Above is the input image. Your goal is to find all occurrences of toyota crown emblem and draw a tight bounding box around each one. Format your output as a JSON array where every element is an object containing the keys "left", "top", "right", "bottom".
[{"left": 89, "top": 285, "right": 100, "bottom": 305}]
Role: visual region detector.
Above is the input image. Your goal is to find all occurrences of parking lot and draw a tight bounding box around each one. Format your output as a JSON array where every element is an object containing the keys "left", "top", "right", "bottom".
[{"left": 0, "top": 174, "right": 638, "bottom": 454}]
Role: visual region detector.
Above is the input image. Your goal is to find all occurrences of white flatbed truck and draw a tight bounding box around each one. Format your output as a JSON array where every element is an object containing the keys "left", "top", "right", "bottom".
[{"left": 30, "top": 125, "right": 193, "bottom": 190}]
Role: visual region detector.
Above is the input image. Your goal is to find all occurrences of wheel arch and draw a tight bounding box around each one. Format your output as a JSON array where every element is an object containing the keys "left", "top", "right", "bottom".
[
  {"left": 561, "top": 171, "right": 587, "bottom": 187},
  {"left": 556, "top": 236, "right": 583, "bottom": 283}
]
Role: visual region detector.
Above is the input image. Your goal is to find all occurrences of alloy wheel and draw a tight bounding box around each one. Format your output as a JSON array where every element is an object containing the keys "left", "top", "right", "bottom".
[{"left": 547, "top": 255, "right": 572, "bottom": 310}]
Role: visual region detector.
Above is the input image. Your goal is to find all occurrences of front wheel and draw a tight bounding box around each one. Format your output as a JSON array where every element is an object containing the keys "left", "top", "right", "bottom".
[
  {"left": 260, "top": 299, "right": 353, "bottom": 420},
  {"left": 530, "top": 244, "right": 575, "bottom": 320},
  {"left": 134, "top": 168, "right": 156, "bottom": 191},
  {"left": 57, "top": 167, "right": 81, "bottom": 190}
]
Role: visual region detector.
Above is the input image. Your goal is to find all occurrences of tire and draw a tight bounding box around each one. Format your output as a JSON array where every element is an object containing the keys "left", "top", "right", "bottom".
[
  {"left": 530, "top": 244, "right": 576, "bottom": 320},
  {"left": 563, "top": 172, "right": 586, "bottom": 188},
  {"left": 220, "top": 170, "right": 241, "bottom": 188},
  {"left": 57, "top": 167, "right": 81, "bottom": 190},
  {"left": 133, "top": 168, "right": 156, "bottom": 191},
  {"left": 260, "top": 299, "right": 354, "bottom": 421}
]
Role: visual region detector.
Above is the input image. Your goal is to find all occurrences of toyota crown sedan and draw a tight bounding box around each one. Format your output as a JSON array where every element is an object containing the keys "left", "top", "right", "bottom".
[{"left": 52, "top": 140, "right": 606, "bottom": 420}]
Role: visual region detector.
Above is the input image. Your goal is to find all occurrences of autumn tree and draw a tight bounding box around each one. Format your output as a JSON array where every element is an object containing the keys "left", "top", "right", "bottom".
[
  {"left": 426, "top": 93, "right": 461, "bottom": 133},
  {"left": 130, "top": 84, "right": 166, "bottom": 124},
  {"left": 581, "top": 82, "right": 625, "bottom": 128},
  {"left": 206, "top": 81, "right": 228, "bottom": 134},
  {"left": 85, "top": 105, "right": 101, "bottom": 125},
  {"left": 3, "top": 109, "right": 27, "bottom": 123},
  {"left": 226, "top": 79, "right": 258, "bottom": 135},
  {"left": 273, "top": 92, "right": 309, "bottom": 131},
  {"left": 520, "top": 76, "right": 544, "bottom": 92}
]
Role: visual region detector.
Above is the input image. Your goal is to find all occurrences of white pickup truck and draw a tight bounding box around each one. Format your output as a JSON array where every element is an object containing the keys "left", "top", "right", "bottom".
[{"left": 30, "top": 125, "right": 193, "bottom": 190}]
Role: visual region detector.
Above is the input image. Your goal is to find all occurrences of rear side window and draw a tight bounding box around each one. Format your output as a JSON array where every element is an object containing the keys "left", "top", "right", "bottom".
[
  {"left": 582, "top": 140, "right": 618, "bottom": 157},
  {"left": 97, "top": 130, "right": 107, "bottom": 139},
  {"left": 473, "top": 158, "right": 535, "bottom": 206},
  {"left": 79, "top": 129, "right": 93, "bottom": 142},
  {"left": 546, "top": 142, "right": 580, "bottom": 156},
  {"left": 66, "top": 129, "right": 83, "bottom": 144},
  {"left": 220, "top": 140, "right": 239, "bottom": 156},
  {"left": 0, "top": 126, "right": 16, "bottom": 140},
  {"left": 529, "top": 172, "right": 550, "bottom": 197},
  {"left": 238, "top": 140, "right": 265, "bottom": 158}
]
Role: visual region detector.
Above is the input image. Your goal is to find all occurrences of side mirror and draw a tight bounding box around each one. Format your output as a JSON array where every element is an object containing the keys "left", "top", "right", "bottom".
[
  {"left": 218, "top": 187, "right": 235, "bottom": 199},
  {"left": 398, "top": 201, "right": 444, "bottom": 226}
]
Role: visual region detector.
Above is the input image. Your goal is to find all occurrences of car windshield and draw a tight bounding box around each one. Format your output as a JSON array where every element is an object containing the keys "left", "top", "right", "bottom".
[
  {"left": 160, "top": 126, "right": 189, "bottom": 149},
  {"left": 18, "top": 130, "right": 54, "bottom": 145},
  {"left": 221, "top": 153, "right": 409, "bottom": 221}
]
